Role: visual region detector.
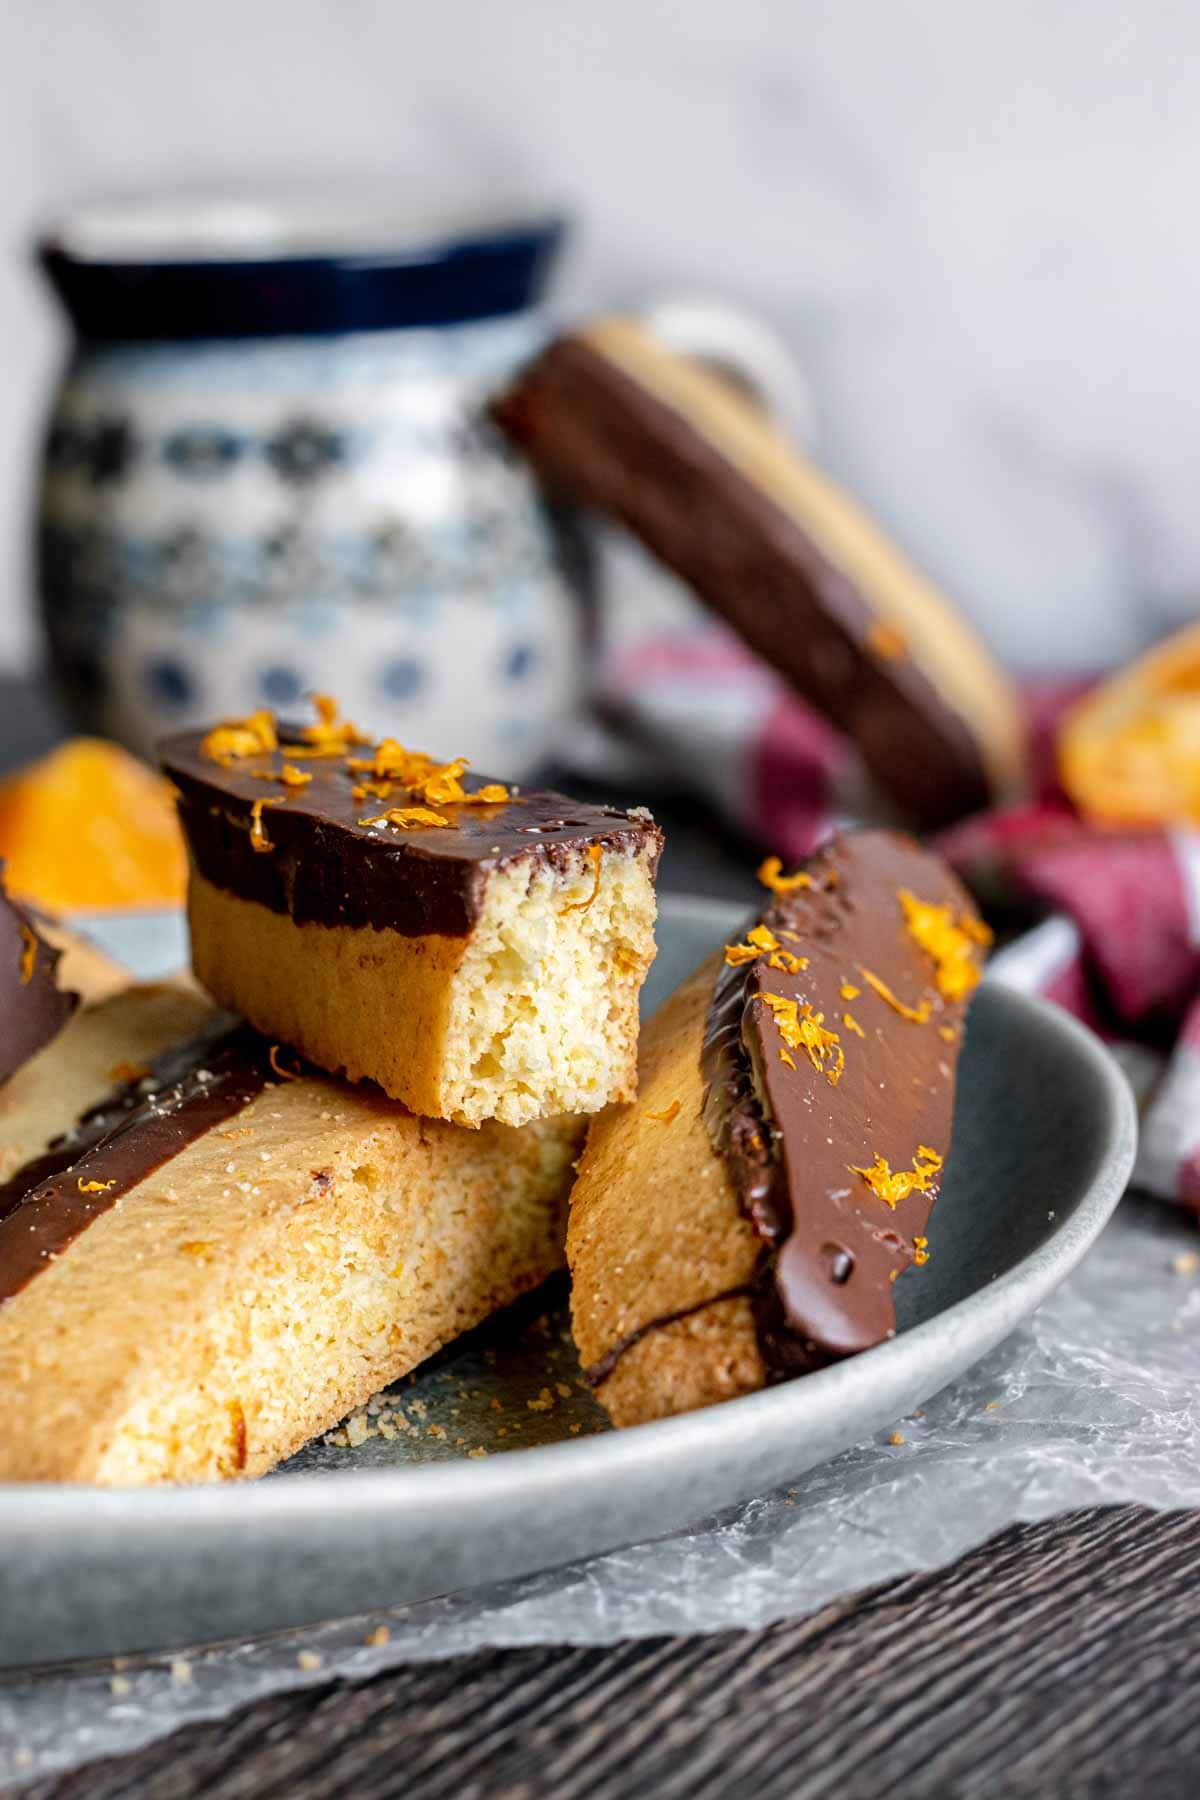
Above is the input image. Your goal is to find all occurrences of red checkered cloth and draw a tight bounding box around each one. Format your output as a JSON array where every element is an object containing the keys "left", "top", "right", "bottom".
[{"left": 600, "top": 625, "right": 1189, "bottom": 1209}]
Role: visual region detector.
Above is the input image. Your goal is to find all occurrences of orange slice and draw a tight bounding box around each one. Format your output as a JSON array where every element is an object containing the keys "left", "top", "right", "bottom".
[
  {"left": 1059, "top": 623, "right": 1200, "bottom": 827},
  {"left": 0, "top": 738, "right": 187, "bottom": 912}
]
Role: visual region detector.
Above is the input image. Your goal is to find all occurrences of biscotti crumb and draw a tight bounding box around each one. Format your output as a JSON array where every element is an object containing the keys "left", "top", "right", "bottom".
[
  {"left": 467, "top": 1446, "right": 488, "bottom": 1459},
  {"left": 345, "top": 1412, "right": 372, "bottom": 1448},
  {"left": 527, "top": 1387, "right": 555, "bottom": 1413},
  {"left": 110, "top": 1674, "right": 132, "bottom": 1697},
  {"left": 297, "top": 1650, "right": 323, "bottom": 1672},
  {"left": 170, "top": 1658, "right": 192, "bottom": 1685},
  {"left": 364, "top": 1625, "right": 391, "bottom": 1648}
]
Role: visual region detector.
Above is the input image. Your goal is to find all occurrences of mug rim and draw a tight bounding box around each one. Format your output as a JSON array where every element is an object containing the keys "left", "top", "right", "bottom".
[{"left": 37, "top": 190, "right": 568, "bottom": 343}]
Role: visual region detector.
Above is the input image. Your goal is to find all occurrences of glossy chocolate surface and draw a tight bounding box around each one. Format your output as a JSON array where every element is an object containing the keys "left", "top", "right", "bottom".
[
  {"left": 161, "top": 728, "right": 661, "bottom": 937},
  {"left": 701, "top": 830, "right": 983, "bottom": 1377},
  {"left": 493, "top": 334, "right": 991, "bottom": 830},
  {"left": 0, "top": 872, "right": 77, "bottom": 1086},
  {"left": 0, "top": 1015, "right": 270, "bottom": 1304}
]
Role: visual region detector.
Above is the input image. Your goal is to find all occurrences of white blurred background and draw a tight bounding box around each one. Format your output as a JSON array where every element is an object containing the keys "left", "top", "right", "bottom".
[{"left": 3, "top": 0, "right": 1198, "bottom": 673}]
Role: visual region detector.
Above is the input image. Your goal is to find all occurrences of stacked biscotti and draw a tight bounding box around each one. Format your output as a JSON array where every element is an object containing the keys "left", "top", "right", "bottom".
[
  {"left": 0, "top": 314, "right": 1012, "bottom": 1483},
  {"left": 0, "top": 706, "right": 662, "bottom": 1483}
]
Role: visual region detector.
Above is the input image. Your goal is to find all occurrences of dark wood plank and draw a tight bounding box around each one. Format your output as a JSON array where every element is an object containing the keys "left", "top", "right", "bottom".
[{"left": 17, "top": 1505, "right": 1200, "bottom": 1800}]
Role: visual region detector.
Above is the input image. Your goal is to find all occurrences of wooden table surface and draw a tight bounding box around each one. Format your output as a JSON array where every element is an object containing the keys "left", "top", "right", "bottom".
[
  {"left": 16, "top": 1506, "right": 1200, "bottom": 1800},
  {"left": 5, "top": 680, "right": 1196, "bottom": 1799}
]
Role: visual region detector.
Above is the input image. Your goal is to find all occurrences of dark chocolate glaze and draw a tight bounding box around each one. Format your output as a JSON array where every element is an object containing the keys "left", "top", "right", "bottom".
[
  {"left": 583, "top": 1283, "right": 754, "bottom": 1389},
  {"left": 699, "top": 829, "right": 981, "bottom": 1380},
  {"left": 0, "top": 1015, "right": 271, "bottom": 1304},
  {"left": 160, "top": 728, "right": 662, "bottom": 937},
  {"left": 492, "top": 335, "right": 1001, "bottom": 831},
  {"left": 0, "top": 870, "right": 77, "bottom": 1086}
]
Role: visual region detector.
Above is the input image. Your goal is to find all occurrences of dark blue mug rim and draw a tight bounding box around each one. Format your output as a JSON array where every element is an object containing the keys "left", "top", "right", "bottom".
[{"left": 38, "top": 212, "right": 568, "bottom": 343}]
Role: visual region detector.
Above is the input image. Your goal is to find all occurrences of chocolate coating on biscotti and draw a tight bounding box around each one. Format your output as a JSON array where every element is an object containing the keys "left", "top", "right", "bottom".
[
  {"left": 0, "top": 871, "right": 77, "bottom": 1087},
  {"left": 161, "top": 728, "right": 662, "bottom": 938},
  {"left": 492, "top": 324, "right": 1022, "bottom": 830},
  {"left": 0, "top": 1014, "right": 270, "bottom": 1304},
  {"left": 702, "top": 830, "right": 983, "bottom": 1377}
]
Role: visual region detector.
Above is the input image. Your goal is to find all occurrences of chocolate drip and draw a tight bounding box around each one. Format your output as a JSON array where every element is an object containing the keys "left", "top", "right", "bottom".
[
  {"left": 699, "top": 830, "right": 981, "bottom": 1381},
  {"left": 582, "top": 1284, "right": 754, "bottom": 1389},
  {"left": 0, "top": 872, "right": 77, "bottom": 1086},
  {"left": 161, "top": 729, "right": 662, "bottom": 938},
  {"left": 0, "top": 1016, "right": 271, "bottom": 1304}
]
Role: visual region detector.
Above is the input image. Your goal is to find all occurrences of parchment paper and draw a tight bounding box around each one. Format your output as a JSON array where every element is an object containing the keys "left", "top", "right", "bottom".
[{"left": 4, "top": 1193, "right": 1200, "bottom": 1786}]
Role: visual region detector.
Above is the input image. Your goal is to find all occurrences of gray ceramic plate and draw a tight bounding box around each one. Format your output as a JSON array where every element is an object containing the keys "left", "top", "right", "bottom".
[{"left": 0, "top": 895, "right": 1136, "bottom": 1668}]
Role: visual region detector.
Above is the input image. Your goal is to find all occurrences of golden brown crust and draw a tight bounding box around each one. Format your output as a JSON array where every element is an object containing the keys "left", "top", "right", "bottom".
[
  {"left": 188, "top": 869, "right": 465, "bottom": 1119},
  {"left": 568, "top": 953, "right": 766, "bottom": 1427},
  {"left": 0, "top": 987, "right": 583, "bottom": 1484}
]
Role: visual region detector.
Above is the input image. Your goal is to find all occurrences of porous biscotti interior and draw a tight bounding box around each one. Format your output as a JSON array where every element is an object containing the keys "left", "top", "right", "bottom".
[{"left": 443, "top": 845, "right": 657, "bottom": 1128}]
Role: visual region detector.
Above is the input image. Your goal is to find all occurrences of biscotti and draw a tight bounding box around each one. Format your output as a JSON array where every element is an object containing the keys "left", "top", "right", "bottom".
[
  {"left": 0, "top": 869, "right": 77, "bottom": 1085},
  {"left": 0, "top": 984, "right": 583, "bottom": 1483},
  {"left": 161, "top": 704, "right": 662, "bottom": 1128},
  {"left": 568, "top": 830, "right": 989, "bottom": 1426},
  {"left": 493, "top": 317, "right": 1027, "bottom": 830}
]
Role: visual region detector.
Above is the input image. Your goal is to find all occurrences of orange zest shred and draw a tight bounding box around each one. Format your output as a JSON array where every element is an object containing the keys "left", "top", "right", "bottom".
[
  {"left": 842, "top": 1012, "right": 865, "bottom": 1037},
  {"left": 347, "top": 738, "right": 436, "bottom": 782},
  {"left": 299, "top": 693, "right": 367, "bottom": 753},
  {"left": 422, "top": 758, "right": 472, "bottom": 806},
  {"left": 849, "top": 1146, "right": 943, "bottom": 1210},
  {"left": 248, "top": 798, "right": 275, "bottom": 853},
  {"left": 840, "top": 982, "right": 860, "bottom": 1000},
  {"left": 757, "top": 993, "right": 844, "bottom": 1086},
  {"left": 347, "top": 739, "right": 510, "bottom": 808},
  {"left": 939, "top": 1024, "right": 960, "bottom": 1044},
  {"left": 757, "top": 856, "right": 813, "bottom": 895},
  {"left": 898, "top": 888, "right": 991, "bottom": 1002},
  {"left": 200, "top": 710, "right": 278, "bottom": 766},
  {"left": 17, "top": 923, "right": 36, "bottom": 984},
  {"left": 268, "top": 1044, "right": 302, "bottom": 1081},
  {"left": 913, "top": 1234, "right": 931, "bottom": 1267},
  {"left": 360, "top": 807, "right": 452, "bottom": 831},
  {"left": 646, "top": 1099, "right": 681, "bottom": 1124},
  {"left": 780, "top": 1049, "right": 797, "bottom": 1070},
  {"left": 252, "top": 763, "right": 313, "bottom": 789},
  {"left": 868, "top": 620, "right": 908, "bottom": 661},
  {"left": 859, "top": 966, "right": 932, "bottom": 1024},
  {"left": 280, "top": 742, "right": 350, "bottom": 760},
  {"left": 562, "top": 843, "right": 603, "bottom": 914},
  {"left": 724, "top": 922, "right": 808, "bottom": 973},
  {"left": 77, "top": 1176, "right": 115, "bottom": 1195},
  {"left": 109, "top": 1060, "right": 149, "bottom": 1085}
]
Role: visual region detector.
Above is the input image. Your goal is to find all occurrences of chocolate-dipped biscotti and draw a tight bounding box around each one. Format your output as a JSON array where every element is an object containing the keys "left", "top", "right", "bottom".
[
  {"left": 161, "top": 703, "right": 662, "bottom": 1128},
  {"left": 569, "top": 830, "right": 989, "bottom": 1427},
  {"left": 1, "top": 870, "right": 78, "bottom": 1085},
  {"left": 493, "top": 317, "right": 1027, "bottom": 830},
  {"left": 0, "top": 982, "right": 582, "bottom": 1484}
]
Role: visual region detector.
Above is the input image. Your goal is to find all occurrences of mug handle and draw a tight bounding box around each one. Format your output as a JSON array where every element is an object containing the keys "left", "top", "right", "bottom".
[{"left": 635, "top": 293, "right": 817, "bottom": 447}]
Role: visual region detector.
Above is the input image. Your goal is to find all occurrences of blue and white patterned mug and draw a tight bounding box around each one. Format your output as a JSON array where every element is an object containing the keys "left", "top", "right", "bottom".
[{"left": 35, "top": 196, "right": 582, "bottom": 775}]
